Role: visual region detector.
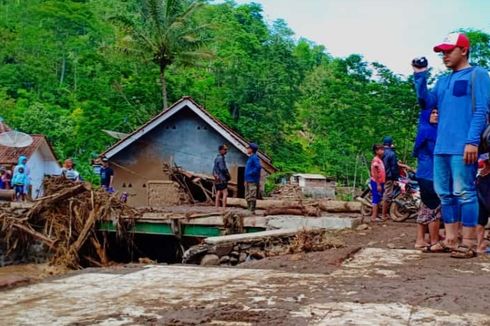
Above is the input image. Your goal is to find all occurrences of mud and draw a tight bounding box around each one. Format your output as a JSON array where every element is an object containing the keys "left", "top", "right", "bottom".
[
  {"left": 1, "top": 220, "right": 489, "bottom": 325},
  {"left": 240, "top": 221, "right": 490, "bottom": 317}
]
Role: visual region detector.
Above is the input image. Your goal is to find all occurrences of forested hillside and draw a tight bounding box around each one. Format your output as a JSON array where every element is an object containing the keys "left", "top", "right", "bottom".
[{"left": 1, "top": 0, "right": 489, "bottom": 185}]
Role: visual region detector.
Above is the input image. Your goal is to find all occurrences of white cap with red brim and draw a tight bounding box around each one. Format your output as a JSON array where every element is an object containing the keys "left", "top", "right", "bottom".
[{"left": 433, "top": 32, "right": 470, "bottom": 52}]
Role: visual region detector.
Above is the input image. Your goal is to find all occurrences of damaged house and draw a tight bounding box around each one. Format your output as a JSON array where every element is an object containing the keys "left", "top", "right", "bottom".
[{"left": 99, "top": 97, "right": 276, "bottom": 207}]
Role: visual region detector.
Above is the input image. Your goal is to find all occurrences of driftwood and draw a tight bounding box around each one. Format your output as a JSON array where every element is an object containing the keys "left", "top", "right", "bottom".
[
  {"left": 264, "top": 206, "right": 321, "bottom": 217},
  {"left": 27, "top": 183, "right": 90, "bottom": 218},
  {"left": 226, "top": 198, "right": 360, "bottom": 213},
  {"left": 318, "top": 200, "right": 361, "bottom": 213},
  {"left": 1, "top": 176, "right": 140, "bottom": 269},
  {"left": 11, "top": 222, "right": 55, "bottom": 248},
  {"left": 226, "top": 198, "right": 303, "bottom": 210}
]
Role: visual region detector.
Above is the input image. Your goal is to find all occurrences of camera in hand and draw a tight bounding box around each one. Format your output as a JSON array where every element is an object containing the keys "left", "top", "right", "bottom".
[{"left": 412, "top": 57, "right": 428, "bottom": 68}]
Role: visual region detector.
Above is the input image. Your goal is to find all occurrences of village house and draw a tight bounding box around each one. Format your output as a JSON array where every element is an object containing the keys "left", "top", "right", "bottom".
[
  {"left": 99, "top": 97, "right": 277, "bottom": 207},
  {"left": 0, "top": 120, "right": 60, "bottom": 199},
  {"left": 290, "top": 173, "right": 336, "bottom": 199}
]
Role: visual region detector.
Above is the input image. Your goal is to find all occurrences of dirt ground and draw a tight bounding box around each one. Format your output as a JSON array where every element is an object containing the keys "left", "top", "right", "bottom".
[
  {"left": 240, "top": 220, "right": 490, "bottom": 316},
  {"left": 1, "top": 219, "right": 489, "bottom": 325}
]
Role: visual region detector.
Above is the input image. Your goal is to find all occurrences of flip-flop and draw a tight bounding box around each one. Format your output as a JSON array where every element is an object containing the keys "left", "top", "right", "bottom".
[
  {"left": 415, "top": 244, "right": 429, "bottom": 250},
  {"left": 450, "top": 245, "right": 477, "bottom": 259},
  {"left": 422, "top": 240, "right": 452, "bottom": 253}
]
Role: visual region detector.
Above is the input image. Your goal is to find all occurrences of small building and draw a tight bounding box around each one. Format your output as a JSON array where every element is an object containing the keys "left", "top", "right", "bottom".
[
  {"left": 290, "top": 173, "right": 336, "bottom": 199},
  {"left": 0, "top": 121, "right": 61, "bottom": 198},
  {"left": 99, "top": 97, "right": 277, "bottom": 207}
]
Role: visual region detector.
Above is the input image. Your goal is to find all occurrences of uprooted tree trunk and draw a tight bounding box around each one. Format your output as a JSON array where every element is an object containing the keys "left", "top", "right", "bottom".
[{"left": 226, "top": 198, "right": 360, "bottom": 214}]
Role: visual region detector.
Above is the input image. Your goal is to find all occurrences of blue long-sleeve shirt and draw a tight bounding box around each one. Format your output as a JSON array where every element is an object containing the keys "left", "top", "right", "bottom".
[
  {"left": 414, "top": 67, "right": 490, "bottom": 155},
  {"left": 245, "top": 153, "right": 261, "bottom": 183},
  {"left": 413, "top": 109, "right": 437, "bottom": 181}
]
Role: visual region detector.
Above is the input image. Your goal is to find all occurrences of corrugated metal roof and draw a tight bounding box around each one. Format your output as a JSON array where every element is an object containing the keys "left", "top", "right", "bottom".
[{"left": 292, "top": 173, "right": 327, "bottom": 180}]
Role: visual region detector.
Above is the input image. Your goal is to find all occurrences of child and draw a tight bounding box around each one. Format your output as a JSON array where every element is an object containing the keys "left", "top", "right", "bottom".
[
  {"left": 370, "top": 144, "right": 386, "bottom": 223},
  {"left": 11, "top": 166, "right": 27, "bottom": 201}
]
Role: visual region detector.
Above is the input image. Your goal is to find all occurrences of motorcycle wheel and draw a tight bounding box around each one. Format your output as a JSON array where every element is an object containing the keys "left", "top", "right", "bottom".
[
  {"left": 390, "top": 200, "right": 411, "bottom": 222},
  {"left": 360, "top": 193, "right": 372, "bottom": 217}
]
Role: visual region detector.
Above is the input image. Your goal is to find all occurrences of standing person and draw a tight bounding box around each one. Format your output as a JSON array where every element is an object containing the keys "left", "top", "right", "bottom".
[
  {"left": 476, "top": 155, "right": 490, "bottom": 254},
  {"left": 1, "top": 166, "right": 12, "bottom": 190},
  {"left": 100, "top": 157, "right": 114, "bottom": 193},
  {"left": 213, "top": 145, "right": 230, "bottom": 209},
  {"left": 13, "top": 156, "right": 30, "bottom": 197},
  {"left": 61, "top": 159, "right": 81, "bottom": 182},
  {"left": 413, "top": 108, "right": 441, "bottom": 250},
  {"left": 370, "top": 144, "right": 386, "bottom": 223},
  {"left": 413, "top": 32, "right": 490, "bottom": 258},
  {"left": 0, "top": 167, "right": 5, "bottom": 189},
  {"left": 11, "top": 166, "right": 27, "bottom": 201},
  {"left": 245, "top": 143, "right": 262, "bottom": 214},
  {"left": 382, "top": 136, "right": 400, "bottom": 220}
]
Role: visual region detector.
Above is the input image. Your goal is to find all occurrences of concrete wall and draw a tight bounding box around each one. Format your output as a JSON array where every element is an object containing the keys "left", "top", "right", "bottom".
[
  {"left": 111, "top": 107, "right": 254, "bottom": 207},
  {"left": 299, "top": 179, "right": 336, "bottom": 200}
]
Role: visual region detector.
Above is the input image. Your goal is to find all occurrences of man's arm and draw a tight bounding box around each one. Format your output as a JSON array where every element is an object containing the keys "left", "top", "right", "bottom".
[
  {"left": 413, "top": 70, "right": 438, "bottom": 110},
  {"left": 465, "top": 68, "right": 490, "bottom": 163}
]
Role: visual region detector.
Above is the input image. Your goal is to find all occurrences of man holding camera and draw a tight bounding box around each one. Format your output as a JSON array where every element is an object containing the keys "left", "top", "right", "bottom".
[{"left": 413, "top": 32, "right": 490, "bottom": 258}]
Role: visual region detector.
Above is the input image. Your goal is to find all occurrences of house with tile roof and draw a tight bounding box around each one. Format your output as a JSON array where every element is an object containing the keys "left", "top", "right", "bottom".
[{"left": 0, "top": 119, "right": 60, "bottom": 198}]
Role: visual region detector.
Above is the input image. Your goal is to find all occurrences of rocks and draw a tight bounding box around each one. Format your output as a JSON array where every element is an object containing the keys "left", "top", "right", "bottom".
[
  {"left": 239, "top": 252, "right": 247, "bottom": 263},
  {"left": 207, "top": 244, "right": 233, "bottom": 257},
  {"left": 356, "top": 224, "right": 369, "bottom": 231},
  {"left": 200, "top": 254, "right": 220, "bottom": 266},
  {"left": 192, "top": 229, "right": 341, "bottom": 267}
]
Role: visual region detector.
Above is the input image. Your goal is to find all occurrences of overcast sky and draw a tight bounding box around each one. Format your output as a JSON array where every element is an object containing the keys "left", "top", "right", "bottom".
[{"left": 215, "top": 0, "right": 490, "bottom": 76}]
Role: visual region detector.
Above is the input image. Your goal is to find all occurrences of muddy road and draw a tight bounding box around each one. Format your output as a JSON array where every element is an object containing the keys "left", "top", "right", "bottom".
[{"left": 1, "top": 220, "right": 489, "bottom": 325}]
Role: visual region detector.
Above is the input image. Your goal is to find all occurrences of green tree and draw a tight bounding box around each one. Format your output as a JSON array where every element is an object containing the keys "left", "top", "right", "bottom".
[{"left": 116, "top": 0, "right": 213, "bottom": 109}]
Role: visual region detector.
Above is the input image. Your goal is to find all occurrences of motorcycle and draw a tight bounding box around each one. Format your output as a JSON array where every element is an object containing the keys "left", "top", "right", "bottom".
[
  {"left": 389, "top": 173, "right": 421, "bottom": 222},
  {"left": 357, "top": 172, "right": 421, "bottom": 222}
]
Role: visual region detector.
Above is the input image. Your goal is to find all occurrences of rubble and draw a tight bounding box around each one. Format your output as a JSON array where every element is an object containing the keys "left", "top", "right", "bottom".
[
  {"left": 183, "top": 229, "right": 345, "bottom": 266},
  {"left": 0, "top": 176, "right": 139, "bottom": 270}
]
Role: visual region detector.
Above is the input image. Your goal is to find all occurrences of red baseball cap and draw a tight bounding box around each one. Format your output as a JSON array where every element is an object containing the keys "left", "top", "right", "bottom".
[{"left": 433, "top": 32, "right": 470, "bottom": 53}]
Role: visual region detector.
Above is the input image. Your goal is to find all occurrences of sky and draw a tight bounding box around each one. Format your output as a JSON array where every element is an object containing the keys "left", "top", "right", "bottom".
[{"left": 215, "top": 0, "right": 490, "bottom": 76}]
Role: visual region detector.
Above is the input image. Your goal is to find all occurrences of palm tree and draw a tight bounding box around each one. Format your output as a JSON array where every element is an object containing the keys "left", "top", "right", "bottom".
[{"left": 119, "top": 0, "right": 213, "bottom": 109}]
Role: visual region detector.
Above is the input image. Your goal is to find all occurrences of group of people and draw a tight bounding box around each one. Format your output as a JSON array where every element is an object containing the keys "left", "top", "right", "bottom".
[
  {"left": 0, "top": 156, "right": 30, "bottom": 201},
  {"left": 61, "top": 157, "right": 114, "bottom": 192},
  {"left": 213, "top": 142, "right": 262, "bottom": 213},
  {"left": 370, "top": 32, "right": 490, "bottom": 258}
]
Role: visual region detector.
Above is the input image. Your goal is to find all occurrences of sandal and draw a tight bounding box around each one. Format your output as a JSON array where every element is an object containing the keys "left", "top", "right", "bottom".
[
  {"left": 422, "top": 240, "right": 452, "bottom": 253},
  {"left": 450, "top": 245, "right": 477, "bottom": 259},
  {"left": 415, "top": 243, "right": 429, "bottom": 250}
]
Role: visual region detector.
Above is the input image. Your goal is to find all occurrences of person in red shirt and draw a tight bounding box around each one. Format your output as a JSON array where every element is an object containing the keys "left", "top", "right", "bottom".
[{"left": 370, "top": 144, "right": 386, "bottom": 223}]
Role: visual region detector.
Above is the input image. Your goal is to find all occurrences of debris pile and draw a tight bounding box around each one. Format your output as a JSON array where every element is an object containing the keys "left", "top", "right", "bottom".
[
  {"left": 0, "top": 176, "right": 139, "bottom": 270},
  {"left": 183, "top": 229, "right": 345, "bottom": 266},
  {"left": 270, "top": 184, "right": 304, "bottom": 201}
]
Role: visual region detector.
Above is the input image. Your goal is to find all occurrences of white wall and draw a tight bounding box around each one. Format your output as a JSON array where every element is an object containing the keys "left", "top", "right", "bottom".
[{"left": 26, "top": 147, "right": 61, "bottom": 199}]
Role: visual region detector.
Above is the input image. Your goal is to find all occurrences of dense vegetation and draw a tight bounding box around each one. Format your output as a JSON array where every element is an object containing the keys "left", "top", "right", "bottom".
[{"left": 1, "top": 0, "right": 489, "bottom": 186}]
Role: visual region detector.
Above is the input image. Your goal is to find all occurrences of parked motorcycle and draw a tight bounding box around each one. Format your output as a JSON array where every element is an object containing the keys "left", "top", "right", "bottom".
[
  {"left": 389, "top": 173, "right": 421, "bottom": 222},
  {"left": 356, "top": 173, "right": 420, "bottom": 222}
]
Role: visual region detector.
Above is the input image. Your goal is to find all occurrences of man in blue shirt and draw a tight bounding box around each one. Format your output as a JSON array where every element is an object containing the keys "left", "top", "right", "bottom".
[
  {"left": 413, "top": 32, "right": 490, "bottom": 258},
  {"left": 245, "top": 143, "right": 262, "bottom": 214},
  {"left": 382, "top": 136, "right": 400, "bottom": 220}
]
